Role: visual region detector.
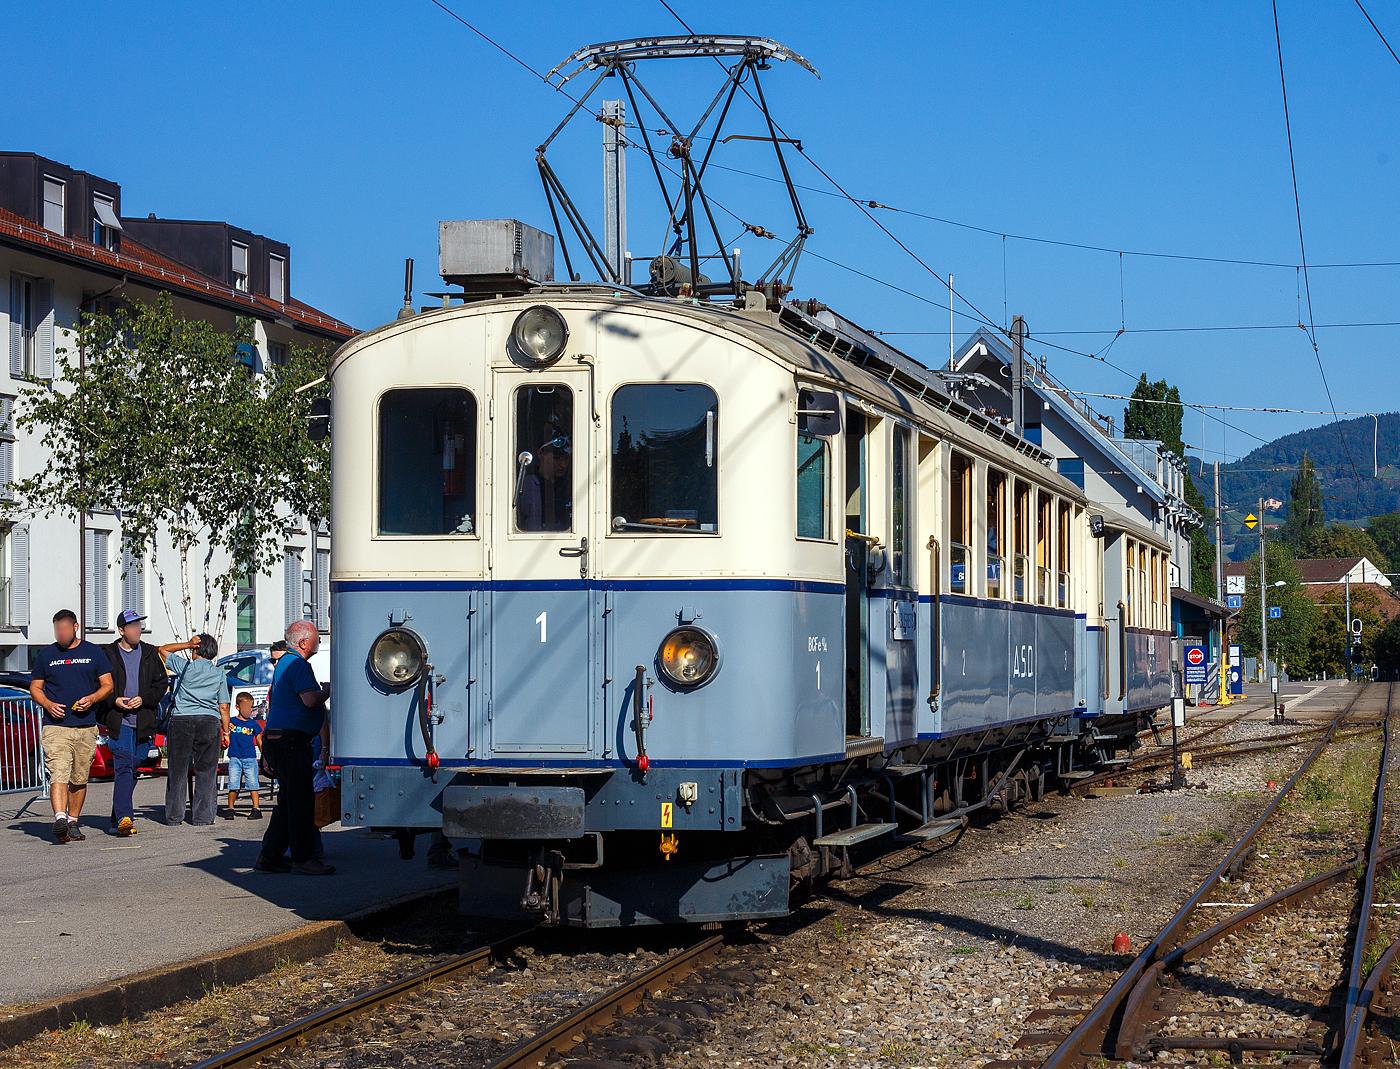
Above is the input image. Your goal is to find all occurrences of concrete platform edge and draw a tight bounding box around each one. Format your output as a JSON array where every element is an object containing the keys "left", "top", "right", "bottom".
[{"left": 0, "top": 887, "right": 455, "bottom": 1049}]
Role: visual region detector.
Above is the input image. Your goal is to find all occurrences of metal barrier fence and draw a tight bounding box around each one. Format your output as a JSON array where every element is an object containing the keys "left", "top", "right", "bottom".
[{"left": 0, "top": 697, "right": 49, "bottom": 813}]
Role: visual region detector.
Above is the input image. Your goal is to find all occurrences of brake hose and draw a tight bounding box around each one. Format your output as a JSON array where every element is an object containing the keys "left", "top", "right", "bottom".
[
  {"left": 416, "top": 667, "right": 439, "bottom": 780},
  {"left": 633, "top": 665, "right": 649, "bottom": 772}
]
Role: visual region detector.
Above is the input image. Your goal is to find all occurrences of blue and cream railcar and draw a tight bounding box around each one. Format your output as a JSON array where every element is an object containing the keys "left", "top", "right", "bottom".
[{"left": 328, "top": 280, "right": 1159, "bottom": 927}]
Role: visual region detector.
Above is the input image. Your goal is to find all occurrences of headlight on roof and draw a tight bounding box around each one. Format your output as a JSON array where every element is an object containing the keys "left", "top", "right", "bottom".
[
  {"left": 657, "top": 626, "right": 720, "bottom": 689},
  {"left": 369, "top": 628, "right": 427, "bottom": 689},
  {"left": 510, "top": 305, "right": 569, "bottom": 366}
]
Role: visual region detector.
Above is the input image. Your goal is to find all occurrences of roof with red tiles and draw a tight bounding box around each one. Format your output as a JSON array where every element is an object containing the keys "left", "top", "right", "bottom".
[{"left": 0, "top": 206, "right": 355, "bottom": 341}]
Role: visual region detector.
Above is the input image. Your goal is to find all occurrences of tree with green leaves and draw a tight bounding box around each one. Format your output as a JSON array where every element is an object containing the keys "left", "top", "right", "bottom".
[
  {"left": 1306, "top": 586, "right": 1384, "bottom": 677},
  {"left": 1123, "top": 374, "right": 1185, "bottom": 455},
  {"left": 1280, "top": 452, "right": 1324, "bottom": 551},
  {"left": 10, "top": 293, "right": 328, "bottom": 639},
  {"left": 1366, "top": 512, "right": 1400, "bottom": 572},
  {"left": 1236, "top": 541, "right": 1317, "bottom": 671},
  {"left": 1306, "top": 524, "right": 1390, "bottom": 572},
  {"left": 1122, "top": 372, "right": 1215, "bottom": 595}
]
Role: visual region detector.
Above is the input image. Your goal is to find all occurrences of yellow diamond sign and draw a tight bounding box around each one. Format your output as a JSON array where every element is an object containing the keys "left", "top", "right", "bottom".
[{"left": 1244, "top": 513, "right": 1259, "bottom": 530}]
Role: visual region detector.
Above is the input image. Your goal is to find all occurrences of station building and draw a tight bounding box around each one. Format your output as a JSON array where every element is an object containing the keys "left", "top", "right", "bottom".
[{"left": 0, "top": 151, "right": 355, "bottom": 666}]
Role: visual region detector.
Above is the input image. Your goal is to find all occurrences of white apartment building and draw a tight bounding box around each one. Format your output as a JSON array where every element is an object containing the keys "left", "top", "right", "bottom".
[{"left": 0, "top": 152, "right": 355, "bottom": 667}]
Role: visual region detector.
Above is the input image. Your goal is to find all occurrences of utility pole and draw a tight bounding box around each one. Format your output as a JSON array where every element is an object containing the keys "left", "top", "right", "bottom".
[
  {"left": 1011, "top": 315, "right": 1026, "bottom": 437},
  {"left": 948, "top": 274, "right": 954, "bottom": 371},
  {"left": 602, "top": 99, "right": 627, "bottom": 284},
  {"left": 1259, "top": 495, "right": 1268, "bottom": 684},
  {"left": 1345, "top": 574, "right": 1353, "bottom": 682},
  {"left": 1214, "top": 461, "right": 1231, "bottom": 705}
]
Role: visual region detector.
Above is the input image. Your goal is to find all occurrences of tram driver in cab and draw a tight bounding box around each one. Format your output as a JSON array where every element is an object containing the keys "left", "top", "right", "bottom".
[{"left": 517, "top": 435, "right": 572, "bottom": 532}]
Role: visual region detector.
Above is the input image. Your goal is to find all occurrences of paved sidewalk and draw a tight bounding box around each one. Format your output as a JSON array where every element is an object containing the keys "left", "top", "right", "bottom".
[{"left": 0, "top": 775, "right": 455, "bottom": 1006}]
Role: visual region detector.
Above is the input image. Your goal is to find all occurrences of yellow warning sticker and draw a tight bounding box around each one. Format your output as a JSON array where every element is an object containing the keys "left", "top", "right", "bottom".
[{"left": 661, "top": 802, "right": 673, "bottom": 828}]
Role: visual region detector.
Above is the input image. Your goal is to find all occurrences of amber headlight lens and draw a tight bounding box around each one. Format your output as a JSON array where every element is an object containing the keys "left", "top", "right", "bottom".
[
  {"left": 658, "top": 626, "right": 719, "bottom": 688},
  {"left": 369, "top": 628, "right": 427, "bottom": 688},
  {"left": 510, "top": 305, "right": 569, "bottom": 365}
]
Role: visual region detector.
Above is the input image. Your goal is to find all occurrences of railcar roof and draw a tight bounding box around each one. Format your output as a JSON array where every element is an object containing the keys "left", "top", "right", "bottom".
[{"left": 331, "top": 288, "right": 1086, "bottom": 502}]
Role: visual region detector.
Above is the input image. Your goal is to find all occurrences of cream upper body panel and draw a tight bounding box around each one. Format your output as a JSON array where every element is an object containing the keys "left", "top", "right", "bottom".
[{"left": 330, "top": 293, "right": 1084, "bottom": 581}]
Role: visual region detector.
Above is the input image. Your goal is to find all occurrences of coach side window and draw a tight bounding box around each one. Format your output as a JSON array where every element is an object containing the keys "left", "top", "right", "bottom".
[
  {"left": 949, "top": 453, "right": 971, "bottom": 594},
  {"left": 1013, "top": 480, "right": 1030, "bottom": 602},
  {"left": 378, "top": 388, "right": 477, "bottom": 536},
  {"left": 797, "top": 433, "right": 831, "bottom": 540},
  {"left": 1125, "top": 538, "right": 1136, "bottom": 625},
  {"left": 1057, "top": 501, "right": 1071, "bottom": 609},
  {"left": 985, "top": 469, "right": 1005, "bottom": 599},
  {"left": 891, "top": 425, "right": 912, "bottom": 587},
  {"left": 611, "top": 383, "right": 718, "bottom": 533}
]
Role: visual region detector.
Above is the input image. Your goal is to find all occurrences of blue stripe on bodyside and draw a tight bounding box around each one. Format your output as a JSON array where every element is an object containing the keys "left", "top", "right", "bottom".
[
  {"left": 334, "top": 578, "right": 845, "bottom": 596},
  {"left": 915, "top": 709, "right": 1078, "bottom": 740},
  {"left": 340, "top": 752, "right": 847, "bottom": 770}
]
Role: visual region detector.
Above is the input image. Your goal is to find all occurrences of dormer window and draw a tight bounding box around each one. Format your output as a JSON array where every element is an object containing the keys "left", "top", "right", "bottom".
[
  {"left": 232, "top": 242, "right": 249, "bottom": 291},
  {"left": 92, "top": 195, "right": 121, "bottom": 250},
  {"left": 268, "top": 253, "right": 285, "bottom": 303},
  {"left": 42, "top": 177, "right": 65, "bottom": 234}
]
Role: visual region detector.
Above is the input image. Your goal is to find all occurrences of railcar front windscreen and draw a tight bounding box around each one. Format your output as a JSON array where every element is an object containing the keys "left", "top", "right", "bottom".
[
  {"left": 610, "top": 383, "right": 718, "bottom": 533},
  {"left": 378, "top": 387, "right": 477, "bottom": 536}
]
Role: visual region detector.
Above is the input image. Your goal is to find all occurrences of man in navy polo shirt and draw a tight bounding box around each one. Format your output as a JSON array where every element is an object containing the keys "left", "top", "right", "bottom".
[
  {"left": 30, "top": 609, "right": 113, "bottom": 844},
  {"left": 256, "top": 619, "right": 333, "bottom": 875}
]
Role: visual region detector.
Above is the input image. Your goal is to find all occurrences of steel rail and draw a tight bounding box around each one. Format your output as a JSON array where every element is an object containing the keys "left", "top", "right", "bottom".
[
  {"left": 1338, "top": 681, "right": 1395, "bottom": 1068},
  {"left": 187, "top": 930, "right": 532, "bottom": 1069},
  {"left": 1039, "top": 682, "right": 1377, "bottom": 1068},
  {"left": 482, "top": 933, "right": 725, "bottom": 1069}
]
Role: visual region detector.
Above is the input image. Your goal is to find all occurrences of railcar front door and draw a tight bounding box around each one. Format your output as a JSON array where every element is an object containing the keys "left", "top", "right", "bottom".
[{"left": 489, "top": 371, "right": 594, "bottom": 756}]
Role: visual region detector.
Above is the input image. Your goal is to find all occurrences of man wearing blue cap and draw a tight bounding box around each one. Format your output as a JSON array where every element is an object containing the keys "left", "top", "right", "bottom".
[{"left": 99, "top": 609, "right": 171, "bottom": 835}]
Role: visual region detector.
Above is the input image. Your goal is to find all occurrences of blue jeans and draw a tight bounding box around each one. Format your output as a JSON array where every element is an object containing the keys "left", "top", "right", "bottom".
[
  {"left": 108, "top": 724, "right": 143, "bottom": 824},
  {"left": 227, "top": 756, "right": 259, "bottom": 792}
]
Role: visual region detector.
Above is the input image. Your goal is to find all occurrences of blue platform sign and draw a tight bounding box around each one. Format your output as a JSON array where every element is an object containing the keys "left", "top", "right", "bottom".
[
  {"left": 1183, "top": 643, "right": 1208, "bottom": 685},
  {"left": 1269, "top": 606, "right": 1282, "bottom": 619},
  {"left": 1226, "top": 594, "right": 1242, "bottom": 610},
  {"left": 1229, "top": 644, "right": 1243, "bottom": 695}
]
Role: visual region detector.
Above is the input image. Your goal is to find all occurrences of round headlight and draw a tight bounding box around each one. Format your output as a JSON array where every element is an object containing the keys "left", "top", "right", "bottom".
[
  {"left": 510, "top": 305, "right": 569, "bottom": 365},
  {"left": 369, "top": 628, "right": 427, "bottom": 688},
  {"left": 657, "top": 626, "right": 720, "bottom": 689}
]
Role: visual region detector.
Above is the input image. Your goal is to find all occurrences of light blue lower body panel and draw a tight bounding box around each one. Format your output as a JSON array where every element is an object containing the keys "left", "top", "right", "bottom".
[
  {"left": 937, "top": 596, "right": 1076, "bottom": 735},
  {"left": 1126, "top": 627, "right": 1172, "bottom": 713}
]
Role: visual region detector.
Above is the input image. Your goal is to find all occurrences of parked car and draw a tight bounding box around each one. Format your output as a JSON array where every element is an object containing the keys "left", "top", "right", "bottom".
[
  {"left": 216, "top": 647, "right": 331, "bottom": 712},
  {"left": 89, "top": 728, "right": 164, "bottom": 780}
]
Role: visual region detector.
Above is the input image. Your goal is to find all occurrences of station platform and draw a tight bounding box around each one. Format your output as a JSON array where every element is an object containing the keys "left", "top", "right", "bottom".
[{"left": 0, "top": 775, "right": 456, "bottom": 1007}]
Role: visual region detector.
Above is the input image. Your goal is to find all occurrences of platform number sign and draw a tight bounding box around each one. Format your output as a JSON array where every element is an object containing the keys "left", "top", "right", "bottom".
[
  {"left": 1269, "top": 606, "right": 1281, "bottom": 619},
  {"left": 1226, "top": 595, "right": 1242, "bottom": 610},
  {"left": 1183, "top": 643, "right": 1208, "bottom": 685}
]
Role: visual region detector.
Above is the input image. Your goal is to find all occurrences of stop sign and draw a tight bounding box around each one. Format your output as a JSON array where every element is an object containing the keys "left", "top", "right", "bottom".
[{"left": 1187, "top": 647, "right": 1205, "bottom": 666}]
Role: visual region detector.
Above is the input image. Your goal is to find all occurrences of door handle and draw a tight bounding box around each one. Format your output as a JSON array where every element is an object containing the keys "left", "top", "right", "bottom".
[{"left": 560, "top": 536, "right": 588, "bottom": 578}]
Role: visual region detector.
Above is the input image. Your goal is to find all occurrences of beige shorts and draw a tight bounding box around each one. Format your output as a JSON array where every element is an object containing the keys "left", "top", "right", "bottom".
[{"left": 41, "top": 725, "right": 101, "bottom": 788}]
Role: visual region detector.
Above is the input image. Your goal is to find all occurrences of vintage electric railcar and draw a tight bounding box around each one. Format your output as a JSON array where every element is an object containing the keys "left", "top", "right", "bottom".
[{"left": 329, "top": 266, "right": 1171, "bottom": 927}]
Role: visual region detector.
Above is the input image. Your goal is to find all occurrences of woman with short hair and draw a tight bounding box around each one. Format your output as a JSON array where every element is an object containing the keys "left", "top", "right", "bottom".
[{"left": 161, "top": 633, "right": 231, "bottom": 826}]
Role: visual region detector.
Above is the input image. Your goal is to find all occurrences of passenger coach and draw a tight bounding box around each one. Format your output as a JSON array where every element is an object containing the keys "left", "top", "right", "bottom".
[{"left": 328, "top": 229, "right": 1169, "bottom": 926}]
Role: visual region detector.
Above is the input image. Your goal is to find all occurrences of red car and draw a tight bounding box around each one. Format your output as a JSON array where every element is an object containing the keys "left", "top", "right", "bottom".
[
  {"left": 0, "top": 690, "right": 43, "bottom": 790},
  {"left": 89, "top": 728, "right": 165, "bottom": 779}
]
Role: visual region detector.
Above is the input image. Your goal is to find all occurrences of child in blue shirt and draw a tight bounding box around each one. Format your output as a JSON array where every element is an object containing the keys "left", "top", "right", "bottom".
[{"left": 224, "top": 692, "right": 263, "bottom": 819}]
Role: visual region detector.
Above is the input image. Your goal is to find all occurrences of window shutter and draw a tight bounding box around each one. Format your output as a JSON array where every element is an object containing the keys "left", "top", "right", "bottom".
[
  {"left": 8, "top": 277, "right": 21, "bottom": 378},
  {"left": 315, "top": 549, "right": 330, "bottom": 632},
  {"left": 84, "top": 530, "right": 96, "bottom": 628},
  {"left": 121, "top": 539, "right": 145, "bottom": 620},
  {"left": 10, "top": 523, "right": 28, "bottom": 628},
  {"left": 36, "top": 280, "right": 54, "bottom": 380},
  {"left": 0, "top": 442, "right": 12, "bottom": 502},
  {"left": 284, "top": 548, "right": 301, "bottom": 629},
  {"left": 96, "top": 531, "right": 109, "bottom": 628}
]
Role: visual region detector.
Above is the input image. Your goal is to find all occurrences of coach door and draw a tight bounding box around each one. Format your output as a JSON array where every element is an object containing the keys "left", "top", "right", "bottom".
[{"left": 488, "top": 370, "right": 595, "bottom": 755}]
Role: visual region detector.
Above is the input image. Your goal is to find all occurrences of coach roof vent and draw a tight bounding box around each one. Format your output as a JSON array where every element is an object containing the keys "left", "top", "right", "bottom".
[{"left": 439, "top": 219, "right": 554, "bottom": 298}]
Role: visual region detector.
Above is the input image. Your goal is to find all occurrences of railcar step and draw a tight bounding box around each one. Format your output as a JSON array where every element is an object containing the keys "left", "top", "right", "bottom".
[
  {"left": 880, "top": 763, "right": 928, "bottom": 778},
  {"left": 896, "top": 817, "right": 967, "bottom": 841},
  {"left": 814, "top": 822, "right": 898, "bottom": 848},
  {"left": 1097, "top": 758, "right": 1133, "bottom": 767},
  {"left": 844, "top": 736, "right": 886, "bottom": 758},
  {"left": 1058, "top": 771, "right": 1098, "bottom": 780}
]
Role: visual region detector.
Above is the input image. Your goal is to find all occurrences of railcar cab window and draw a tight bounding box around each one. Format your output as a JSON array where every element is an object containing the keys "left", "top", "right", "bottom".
[
  {"left": 611, "top": 384, "right": 718, "bottom": 534},
  {"left": 378, "top": 388, "right": 477, "bottom": 536},
  {"left": 891, "top": 425, "right": 911, "bottom": 587},
  {"left": 516, "top": 385, "right": 574, "bottom": 532},
  {"left": 986, "top": 469, "right": 1005, "bottom": 599},
  {"left": 949, "top": 452, "right": 971, "bottom": 594}
]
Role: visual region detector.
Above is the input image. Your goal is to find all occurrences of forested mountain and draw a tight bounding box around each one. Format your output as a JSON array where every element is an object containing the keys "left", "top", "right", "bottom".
[{"left": 1191, "top": 412, "right": 1400, "bottom": 528}]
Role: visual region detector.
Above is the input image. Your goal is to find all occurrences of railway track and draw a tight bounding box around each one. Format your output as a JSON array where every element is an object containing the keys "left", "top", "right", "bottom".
[
  {"left": 188, "top": 927, "right": 745, "bottom": 1069},
  {"left": 990, "top": 680, "right": 1398, "bottom": 1068}
]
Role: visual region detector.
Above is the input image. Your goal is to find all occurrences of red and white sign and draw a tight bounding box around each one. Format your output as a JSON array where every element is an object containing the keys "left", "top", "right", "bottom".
[{"left": 1186, "top": 647, "right": 1205, "bottom": 666}]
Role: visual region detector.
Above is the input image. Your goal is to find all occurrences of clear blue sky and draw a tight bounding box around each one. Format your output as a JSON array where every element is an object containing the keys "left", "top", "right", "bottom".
[{"left": 7, "top": 1, "right": 1399, "bottom": 463}]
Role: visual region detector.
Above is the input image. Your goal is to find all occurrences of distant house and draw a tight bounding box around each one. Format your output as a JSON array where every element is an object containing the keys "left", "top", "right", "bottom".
[
  {"left": 1224, "top": 556, "right": 1400, "bottom": 623},
  {"left": 0, "top": 151, "right": 354, "bottom": 665}
]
